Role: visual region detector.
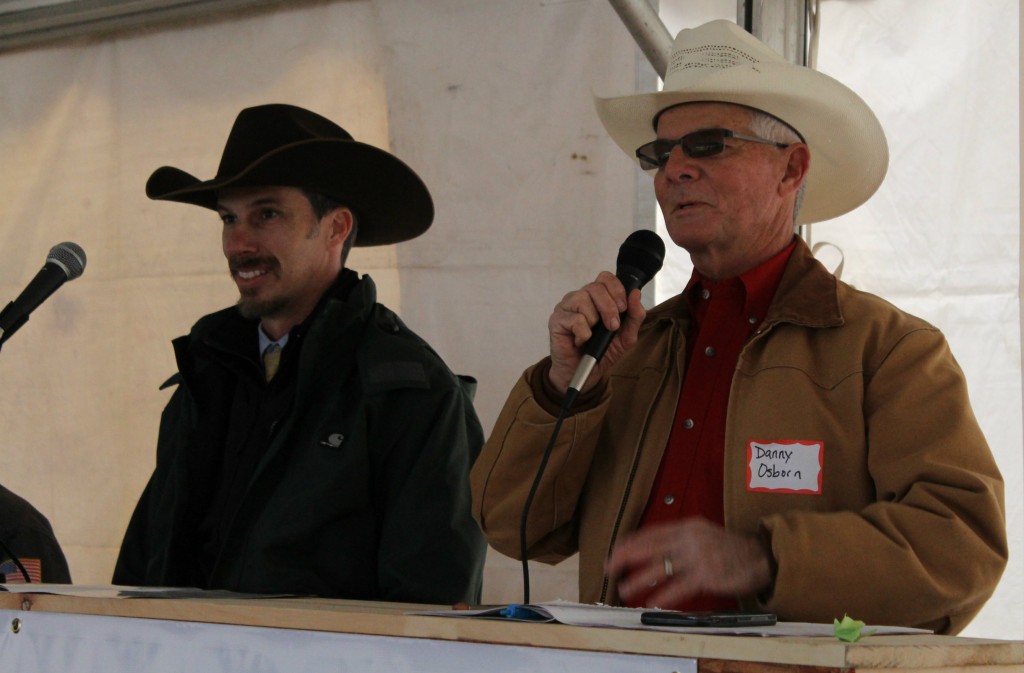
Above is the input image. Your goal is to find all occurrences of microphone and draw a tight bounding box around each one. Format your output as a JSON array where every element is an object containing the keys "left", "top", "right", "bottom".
[
  {"left": 566, "top": 230, "right": 665, "bottom": 394},
  {"left": 518, "top": 229, "right": 665, "bottom": 604},
  {"left": 0, "top": 242, "right": 87, "bottom": 346}
]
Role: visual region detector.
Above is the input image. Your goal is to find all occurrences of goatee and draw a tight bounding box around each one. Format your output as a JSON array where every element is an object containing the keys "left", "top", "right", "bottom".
[{"left": 236, "top": 293, "right": 288, "bottom": 320}]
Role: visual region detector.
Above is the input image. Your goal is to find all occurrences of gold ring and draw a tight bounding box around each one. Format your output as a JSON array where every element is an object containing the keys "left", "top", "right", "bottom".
[{"left": 663, "top": 556, "right": 674, "bottom": 578}]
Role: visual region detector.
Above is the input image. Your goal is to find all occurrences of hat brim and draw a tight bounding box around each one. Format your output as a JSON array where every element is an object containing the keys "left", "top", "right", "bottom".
[
  {"left": 595, "top": 62, "right": 889, "bottom": 224},
  {"left": 146, "top": 139, "right": 433, "bottom": 246}
]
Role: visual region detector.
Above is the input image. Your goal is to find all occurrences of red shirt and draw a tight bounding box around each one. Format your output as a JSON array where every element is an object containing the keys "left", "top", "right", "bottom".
[{"left": 627, "top": 240, "right": 796, "bottom": 611}]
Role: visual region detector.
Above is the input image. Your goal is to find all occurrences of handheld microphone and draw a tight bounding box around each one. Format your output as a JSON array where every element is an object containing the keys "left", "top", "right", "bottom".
[
  {"left": 0, "top": 242, "right": 87, "bottom": 346},
  {"left": 566, "top": 230, "right": 665, "bottom": 394},
  {"left": 519, "top": 229, "right": 665, "bottom": 604}
]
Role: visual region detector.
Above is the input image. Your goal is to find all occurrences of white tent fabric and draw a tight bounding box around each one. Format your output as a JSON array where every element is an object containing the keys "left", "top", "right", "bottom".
[{"left": 0, "top": 0, "right": 1018, "bottom": 639}]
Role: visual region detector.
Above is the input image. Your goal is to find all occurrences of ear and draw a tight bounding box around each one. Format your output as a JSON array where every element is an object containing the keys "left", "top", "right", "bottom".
[
  {"left": 779, "top": 142, "right": 811, "bottom": 198},
  {"left": 325, "top": 207, "right": 354, "bottom": 250}
]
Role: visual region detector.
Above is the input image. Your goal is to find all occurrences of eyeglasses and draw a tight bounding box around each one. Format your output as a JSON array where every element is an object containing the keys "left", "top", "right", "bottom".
[{"left": 635, "top": 128, "right": 790, "bottom": 170}]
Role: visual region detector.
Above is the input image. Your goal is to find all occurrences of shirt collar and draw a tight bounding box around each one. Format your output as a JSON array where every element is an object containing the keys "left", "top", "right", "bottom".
[
  {"left": 258, "top": 325, "right": 289, "bottom": 355},
  {"left": 254, "top": 268, "right": 362, "bottom": 355},
  {"left": 684, "top": 237, "right": 799, "bottom": 321}
]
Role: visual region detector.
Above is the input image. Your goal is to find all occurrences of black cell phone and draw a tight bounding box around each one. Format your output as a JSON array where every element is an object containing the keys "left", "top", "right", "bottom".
[{"left": 640, "top": 610, "right": 777, "bottom": 627}]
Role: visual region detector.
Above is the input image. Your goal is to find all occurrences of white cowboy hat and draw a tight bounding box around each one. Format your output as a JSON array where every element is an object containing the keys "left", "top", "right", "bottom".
[{"left": 595, "top": 19, "right": 888, "bottom": 224}]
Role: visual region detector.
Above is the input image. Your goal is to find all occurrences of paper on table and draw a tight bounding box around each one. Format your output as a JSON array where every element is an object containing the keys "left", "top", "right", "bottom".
[{"left": 415, "top": 600, "right": 932, "bottom": 638}]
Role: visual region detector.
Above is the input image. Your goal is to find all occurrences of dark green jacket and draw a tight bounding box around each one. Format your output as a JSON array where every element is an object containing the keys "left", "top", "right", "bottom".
[{"left": 113, "top": 274, "right": 485, "bottom": 604}]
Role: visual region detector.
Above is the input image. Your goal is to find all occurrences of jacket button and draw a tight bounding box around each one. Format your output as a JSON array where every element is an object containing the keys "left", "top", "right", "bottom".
[
  {"left": 704, "top": 346, "right": 716, "bottom": 357},
  {"left": 682, "top": 418, "right": 694, "bottom": 429}
]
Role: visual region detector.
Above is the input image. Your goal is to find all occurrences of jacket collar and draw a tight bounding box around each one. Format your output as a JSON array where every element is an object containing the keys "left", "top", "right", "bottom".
[{"left": 173, "top": 269, "right": 372, "bottom": 380}]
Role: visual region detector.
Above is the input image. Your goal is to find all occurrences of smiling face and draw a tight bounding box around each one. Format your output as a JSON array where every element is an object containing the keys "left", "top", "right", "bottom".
[
  {"left": 218, "top": 185, "right": 352, "bottom": 339},
  {"left": 653, "top": 103, "right": 809, "bottom": 279}
]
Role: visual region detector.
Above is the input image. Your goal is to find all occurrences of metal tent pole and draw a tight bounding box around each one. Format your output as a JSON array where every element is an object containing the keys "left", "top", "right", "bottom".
[{"left": 606, "top": 0, "right": 673, "bottom": 79}]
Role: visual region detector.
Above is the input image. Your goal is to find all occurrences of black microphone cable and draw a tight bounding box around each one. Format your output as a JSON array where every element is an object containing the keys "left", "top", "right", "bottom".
[{"left": 517, "top": 389, "right": 578, "bottom": 605}]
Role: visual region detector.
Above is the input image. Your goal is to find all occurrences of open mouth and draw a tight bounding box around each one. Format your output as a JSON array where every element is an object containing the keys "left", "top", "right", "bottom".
[
  {"left": 237, "top": 268, "right": 267, "bottom": 281},
  {"left": 229, "top": 257, "right": 278, "bottom": 284}
]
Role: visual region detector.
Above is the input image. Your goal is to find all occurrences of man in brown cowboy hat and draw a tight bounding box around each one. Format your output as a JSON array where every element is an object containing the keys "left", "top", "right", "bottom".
[
  {"left": 113, "top": 104, "right": 485, "bottom": 604},
  {"left": 471, "top": 20, "right": 1006, "bottom": 633}
]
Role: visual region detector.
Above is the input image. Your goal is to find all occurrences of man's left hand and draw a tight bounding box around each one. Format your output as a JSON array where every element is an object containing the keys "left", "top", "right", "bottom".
[{"left": 605, "top": 518, "right": 773, "bottom": 607}]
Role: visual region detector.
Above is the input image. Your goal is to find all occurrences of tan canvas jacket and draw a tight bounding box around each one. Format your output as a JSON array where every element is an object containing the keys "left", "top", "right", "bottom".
[{"left": 472, "top": 240, "right": 1006, "bottom": 634}]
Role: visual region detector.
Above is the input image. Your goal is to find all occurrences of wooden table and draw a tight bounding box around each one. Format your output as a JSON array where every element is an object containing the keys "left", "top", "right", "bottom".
[{"left": 0, "top": 591, "right": 1020, "bottom": 672}]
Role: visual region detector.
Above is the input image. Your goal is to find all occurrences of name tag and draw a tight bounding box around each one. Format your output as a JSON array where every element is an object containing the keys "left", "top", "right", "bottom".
[{"left": 746, "top": 440, "right": 823, "bottom": 494}]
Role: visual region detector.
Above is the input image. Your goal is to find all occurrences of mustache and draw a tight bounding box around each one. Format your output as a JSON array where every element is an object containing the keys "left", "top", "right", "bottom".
[{"left": 228, "top": 255, "right": 279, "bottom": 275}]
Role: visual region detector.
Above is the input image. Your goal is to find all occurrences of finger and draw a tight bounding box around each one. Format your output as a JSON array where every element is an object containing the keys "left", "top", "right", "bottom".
[
  {"left": 642, "top": 572, "right": 702, "bottom": 609},
  {"left": 549, "top": 306, "right": 596, "bottom": 347},
  {"left": 582, "top": 271, "right": 629, "bottom": 337},
  {"left": 605, "top": 535, "right": 658, "bottom": 578},
  {"left": 619, "top": 289, "right": 647, "bottom": 340},
  {"left": 548, "top": 292, "right": 606, "bottom": 364},
  {"left": 602, "top": 289, "right": 647, "bottom": 356},
  {"left": 615, "top": 557, "right": 673, "bottom": 601},
  {"left": 606, "top": 522, "right": 681, "bottom": 569},
  {"left": 546, "top": 286, "right": 611, "bottom": 393},
  {"left": 551, "top": 286, "right": 601, "bottom": 328}
]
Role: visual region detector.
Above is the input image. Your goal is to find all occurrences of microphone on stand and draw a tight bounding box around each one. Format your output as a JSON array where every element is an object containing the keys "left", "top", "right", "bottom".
[{"left": 0, "top": 242, "right": 87, "bottom": 347}]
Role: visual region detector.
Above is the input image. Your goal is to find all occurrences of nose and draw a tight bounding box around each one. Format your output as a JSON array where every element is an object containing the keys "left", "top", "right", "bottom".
[
  {"left": 660, "top": 146, "right": 699, "bottom": 183},
  {"left": 222, "top": 221, "right": 257, "bottom": 258}
]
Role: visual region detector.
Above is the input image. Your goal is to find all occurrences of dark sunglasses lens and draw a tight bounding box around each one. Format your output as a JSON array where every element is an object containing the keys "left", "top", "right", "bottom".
[
  {"left": 682, "top": 131, "right": 728, "bottom": 157},
  {"left": 636, "top": 142, "right": 662, "bottom": 169},
  {"left": 636, "top": 131, "right": 729, "bottom": 168}
]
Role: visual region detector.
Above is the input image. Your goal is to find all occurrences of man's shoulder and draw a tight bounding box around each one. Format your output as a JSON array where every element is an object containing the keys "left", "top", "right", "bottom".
[
  {"left": 835, "top": 279, "right": 938, "bottom": 334},
  {"left": 347, "top": 300, "right": 464, "bottom": 395},
  {"left": 0, "top": 483, "right": 56, "bottom": 537},
  {"left": 189, "top": 304, "right": 244, "bottom": 333}
]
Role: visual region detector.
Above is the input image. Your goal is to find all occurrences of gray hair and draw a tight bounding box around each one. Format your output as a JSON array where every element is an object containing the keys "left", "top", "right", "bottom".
[{"left": 748, "top": 110, "right": 807, "bottom": 224}]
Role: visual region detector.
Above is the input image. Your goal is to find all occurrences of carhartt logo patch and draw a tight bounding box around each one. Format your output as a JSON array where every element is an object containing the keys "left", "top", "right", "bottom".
[
  {"left": 746, "top": 440, "right": 823, "bottom": 494},
  {"left": 319, "top": 433, "right": 345, "bottom": 449}
]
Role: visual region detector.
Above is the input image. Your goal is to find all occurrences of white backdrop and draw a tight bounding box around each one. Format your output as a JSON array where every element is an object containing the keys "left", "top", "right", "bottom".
[{"left": 0, "top": 0, "right": 1018, "bottom": 639}]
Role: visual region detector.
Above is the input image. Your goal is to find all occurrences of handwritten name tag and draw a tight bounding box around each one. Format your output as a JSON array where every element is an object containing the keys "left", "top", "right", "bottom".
[{"left": 746, "top": 440, "right": 823, "bottom": 494}]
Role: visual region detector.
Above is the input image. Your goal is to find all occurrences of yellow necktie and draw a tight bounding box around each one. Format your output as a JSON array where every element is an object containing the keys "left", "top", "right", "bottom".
[{"left": 263, "top": 344, "right": 282, "bottom": 382}]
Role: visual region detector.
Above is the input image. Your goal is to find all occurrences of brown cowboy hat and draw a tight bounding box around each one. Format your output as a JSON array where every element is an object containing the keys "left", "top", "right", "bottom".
[{"left": 146, "top": 104, "right": 433, "bottom": 246}]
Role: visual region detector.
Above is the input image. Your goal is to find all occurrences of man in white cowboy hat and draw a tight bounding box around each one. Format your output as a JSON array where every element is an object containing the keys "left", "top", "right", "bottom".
[
  {"left": 113, "top": 104, "right": 486, "bottom": 604},
  {"left": 471, "top": 20, "right": 1006, "bottom": 633}
]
